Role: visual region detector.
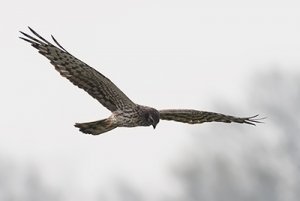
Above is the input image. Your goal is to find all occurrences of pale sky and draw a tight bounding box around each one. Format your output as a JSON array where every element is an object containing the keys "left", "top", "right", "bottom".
[{"left": 1, "top": 0, "right": 300, "bottom": 200}]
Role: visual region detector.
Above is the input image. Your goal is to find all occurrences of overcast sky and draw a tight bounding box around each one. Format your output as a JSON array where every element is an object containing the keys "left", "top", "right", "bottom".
[{"left": 1, "top": 0, "right": 300, "bottom": 200}]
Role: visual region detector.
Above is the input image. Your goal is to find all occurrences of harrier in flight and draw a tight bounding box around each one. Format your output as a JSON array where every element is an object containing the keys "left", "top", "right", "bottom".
[{"left": 20, "top": 27, "right": 262, "bottom": 135}]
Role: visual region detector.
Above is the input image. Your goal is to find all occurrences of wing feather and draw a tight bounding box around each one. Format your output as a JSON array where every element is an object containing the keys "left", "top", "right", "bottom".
[
  {"left": 20, "top": 27, "right": 136, "bottom": 111},
  {"left": 159, "top": 109, "right": 263, "bottom": 125}
]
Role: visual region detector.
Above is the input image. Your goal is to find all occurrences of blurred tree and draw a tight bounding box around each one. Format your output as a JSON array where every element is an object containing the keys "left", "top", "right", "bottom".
[
  {"left": 167, "top": 70, "right": 300, "bottom": 201},
  {"left": 0, "top": 158, "right": 61, "bottom": 201}
]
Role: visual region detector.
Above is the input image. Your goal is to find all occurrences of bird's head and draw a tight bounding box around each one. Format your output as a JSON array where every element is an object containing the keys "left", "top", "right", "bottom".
[{"left": 143, "top": 108, "right": 160, "bottom": 129}]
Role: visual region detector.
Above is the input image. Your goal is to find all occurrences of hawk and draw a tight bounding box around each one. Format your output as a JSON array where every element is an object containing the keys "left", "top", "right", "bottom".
[{"left": 20, "top": 27, "right": 262, "bottom": 135}]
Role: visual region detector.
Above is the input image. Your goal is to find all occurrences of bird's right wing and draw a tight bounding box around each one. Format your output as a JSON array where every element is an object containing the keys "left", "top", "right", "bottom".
[
  {"left": 159, "top": 109, "right": 263, "bottom": 125},
  {"left": 20, "top": 27, "right": 136, "bottom": 112}
]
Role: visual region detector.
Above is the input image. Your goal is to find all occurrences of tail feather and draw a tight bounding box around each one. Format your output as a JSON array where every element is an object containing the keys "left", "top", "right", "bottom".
[{"left": 75, "top": 118, "right": 117, "bottom": 135}]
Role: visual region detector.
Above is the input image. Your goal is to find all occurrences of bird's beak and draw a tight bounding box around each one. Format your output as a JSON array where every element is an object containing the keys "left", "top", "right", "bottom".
[{"left": 152, "top": 124, "right": 156, "bottom": 129}]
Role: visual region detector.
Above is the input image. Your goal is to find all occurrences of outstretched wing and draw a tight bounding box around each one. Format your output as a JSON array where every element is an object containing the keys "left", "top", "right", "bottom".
[
  {"left": 159, "top": 109, "right": 262, "bottom": 125},
  {"left": 20, "top": 27, "right": 136, "bottom": 112}
]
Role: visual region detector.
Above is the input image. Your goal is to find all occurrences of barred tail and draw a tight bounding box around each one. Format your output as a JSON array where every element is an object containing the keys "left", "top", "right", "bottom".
[{"left": 75, "top": 118, "right": 117, "bottom": 135}]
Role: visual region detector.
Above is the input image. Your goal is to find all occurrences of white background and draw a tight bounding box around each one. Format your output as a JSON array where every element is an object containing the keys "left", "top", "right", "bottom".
[{"left": 1, "top": 1, "right": 300, "bottom": 200}]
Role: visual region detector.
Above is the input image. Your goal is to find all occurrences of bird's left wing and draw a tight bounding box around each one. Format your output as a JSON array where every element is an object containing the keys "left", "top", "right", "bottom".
[
  {"left": 20, "top": 27, "right": 136, "bottom": 112},
  {"left": 159, "top": 109, "right": 262, "bottom": 125}
]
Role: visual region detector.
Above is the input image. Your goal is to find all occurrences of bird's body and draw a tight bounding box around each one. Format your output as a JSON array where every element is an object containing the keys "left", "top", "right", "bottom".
[
  {"left": 105, "top": 105, "right": 159, "bottom": 128},
  {"left": 20, "top": 27, "right": 262, "bottom": 135},
  {"left": 74, "top": 104, "right": 160, "bottom": 134}
]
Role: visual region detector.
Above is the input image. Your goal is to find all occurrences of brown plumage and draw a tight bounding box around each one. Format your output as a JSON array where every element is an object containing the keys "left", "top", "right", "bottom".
[
  {"left": 20, "top": 27, "right": 263, "bottom": 135},
  {"left": 159, "top": 110, "right": 261, "bottom": 125}
]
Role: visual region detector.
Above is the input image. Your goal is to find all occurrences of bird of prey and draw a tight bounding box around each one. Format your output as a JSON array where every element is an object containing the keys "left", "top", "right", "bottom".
[{"left": 20, "top": 27, "right": 262, "bottom": 135}]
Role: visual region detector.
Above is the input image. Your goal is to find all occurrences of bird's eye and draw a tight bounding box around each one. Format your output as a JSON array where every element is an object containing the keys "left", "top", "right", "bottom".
[{"left": 148, "top": 116, "right": 154, "bottom": 123}]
